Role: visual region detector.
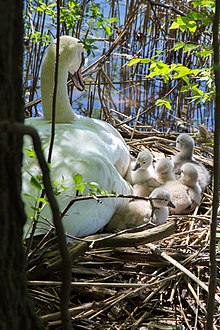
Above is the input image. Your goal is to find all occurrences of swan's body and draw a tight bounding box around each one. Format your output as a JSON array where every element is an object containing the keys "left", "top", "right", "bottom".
[
  {"left": 162, "top": 163, "right": 202, "bottom": 215},
  {"left": 172, "top": 133, "right": 210, "bottom": 191},
  {"left": 155, "top": 158, "right": 175, "bottom": 184},
  {"left": 104, "top": 187, "right": 175, "bottom": 232},
  {"left": 23, "top": 36, "right": 132, "bottom": 238},
  {"left": 130, "top": 149, "right": 160, "bottom": 196}
]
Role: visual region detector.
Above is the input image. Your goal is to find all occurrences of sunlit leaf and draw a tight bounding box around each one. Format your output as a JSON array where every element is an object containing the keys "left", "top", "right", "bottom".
[
  {"left": 104, "top": 25, "right": 112, "bottom": 36},
  {"left": 74, "top": 183, "right": 85, "bottom": 194},
  {"left": 73, "top": 173, "right": 83, "bottom": 184},
  {"left": 183, "top": 43, "right": 198, "bottom": 52},
  {"left": 127, "top": 58, "right": 142, "bottom": 66},
  {"left": 172, "top": 41, "right": 185, "bottom": 51}
]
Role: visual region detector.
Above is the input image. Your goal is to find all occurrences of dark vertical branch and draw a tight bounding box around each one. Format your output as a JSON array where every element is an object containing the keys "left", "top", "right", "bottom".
[
  {"left": 47, "top": 0, "right": 61, "bottom": 164},
  {"left": 206, "top": 1, "right": 220, "bottom": 329},
  {"left": 46, "top": 1, "right": 72, "bottom": 329}
]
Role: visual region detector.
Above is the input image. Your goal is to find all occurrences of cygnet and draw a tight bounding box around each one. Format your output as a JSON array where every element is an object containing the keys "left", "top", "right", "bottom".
[
  {"left": 130, "top": 149, "right": 160, "bottom": 196},
  {"left": 104, "top": 187, "right": 175, "bottom": 232},
  {"left": 172, "top": 133, "right": 210, "bottom": 191},
  {"left": 162, "top": 162, "right": 202, "bottom": 215},
  {"left": 155, "top": 158, "right": 176, "bottom": 184},
  {"left": 131, "top": 149, "right": 155, "bottom": 185}
]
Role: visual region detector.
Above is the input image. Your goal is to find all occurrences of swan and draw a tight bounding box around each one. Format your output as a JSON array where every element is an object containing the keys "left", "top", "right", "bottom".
[
  {"left": 155, "top": 158, "right": 176, "bottom": 184},
  {"left": 23, "top": 36, "right": 133, "bottom": 238},
  {"left": 104, "top": 187, "right": 175, "bottom": 232},
  {"left": 162, "top": 162, "right": 202, "bottom": 215},
  {"left": 129, "top": 149, "right": 160, "bottom": 196},
  {"left": 172, "top": 133, "right": 210, "bottom": 191}
]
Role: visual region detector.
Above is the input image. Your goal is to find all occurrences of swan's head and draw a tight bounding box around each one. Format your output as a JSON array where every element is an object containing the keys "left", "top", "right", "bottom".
[
  {"left": 50, "top": 36, "right": 85, "bottom": 91},
  {"left": 176, "top": 133, "right": 194, "bottom": 152},
  {"left": 132, "top": 149, "right": 153, "bottom": 171},
  {"left": 149, "top": 187, "right": 175, "bottom": 209},
  {"left": 155, "top": 158, "right": 174, "bottom": 175},
  {"left": 180, "top": 163, "right": 199, "bottom": 187}
]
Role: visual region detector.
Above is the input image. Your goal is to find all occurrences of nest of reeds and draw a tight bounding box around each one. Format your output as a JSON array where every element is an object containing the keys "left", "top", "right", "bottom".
[{"left": 25, "top": 128, "right": 220, "bottom": 330}]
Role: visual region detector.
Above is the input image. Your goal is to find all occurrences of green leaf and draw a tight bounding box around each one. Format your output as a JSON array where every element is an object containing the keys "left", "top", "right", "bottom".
[
  {"left": 30, "top": 176, "right": 43, "bottom": 190},
  {"left": 86, "top": 181, "right": 100, "bottom": 190},
  {"left": 172, "top": 41, "right": 185, "bottom": 51},
  {"left": 174, "top": 66, "right": 191, "bottom": 78},
  {"left": 107, "top": 17, "right": 118, "bottom": 23},
  {"left": 104, "top": 25, "right": 112, "bottom": 36},
  {"left": 170, "top": 21, "right": 180, "bottom": 30},
  {"left": 140, "top": 58, "right": 152, "bottom": 64},
  {"left": 196, "top": 49, "right": 212, "bottom": 57},
  {"left": 74, "top": 183, "right": 85, "bottom": 194},
  {"left": 183, "top": 43, "right": 198, "bottom": 52},
  {"left": 180, "top": 85, "right": 191, "bottom": 92},
  {"left": 23, "top": 148, "right": 36, "bottom": 158},
  {"left": 73, "top": 173, "right": 83, "bottom": 184},
  {"left": 38, "top": 197, "right": 48, "bottom": 204},
  {"left": 127, "top": 58, "right": 142, "bottom": 66},
  {"left": 187, "top": 20, "right": 197, "bottom": 34},
  {"left": 156, "top": 98, "right": 172, "bottom": 110}
]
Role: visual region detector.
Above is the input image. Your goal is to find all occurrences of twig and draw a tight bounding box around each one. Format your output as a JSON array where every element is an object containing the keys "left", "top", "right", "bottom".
[{"left": 147, "top": 243, "right": 220, "bottom": 304}]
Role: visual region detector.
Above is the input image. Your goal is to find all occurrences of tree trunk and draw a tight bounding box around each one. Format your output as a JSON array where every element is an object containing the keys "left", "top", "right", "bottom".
[{"left": 0, "top": 2, "right": 44, "bottom": 329}]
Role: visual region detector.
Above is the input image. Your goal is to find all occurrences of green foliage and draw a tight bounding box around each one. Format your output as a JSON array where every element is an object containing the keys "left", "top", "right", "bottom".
[
  {"left": 73, "top": 173, "right": 111, "bottom": 196},
  {"left": 25, "top": 0, "right": 118, "bottom": 56},
  {"left": 127, "top": 0, "right": 215, "bottom": 108}
]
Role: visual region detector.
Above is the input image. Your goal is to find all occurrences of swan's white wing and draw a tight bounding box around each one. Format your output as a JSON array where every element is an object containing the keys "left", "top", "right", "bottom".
[{"left": 23, "top": 118, "right": 132, "bottom": 238}]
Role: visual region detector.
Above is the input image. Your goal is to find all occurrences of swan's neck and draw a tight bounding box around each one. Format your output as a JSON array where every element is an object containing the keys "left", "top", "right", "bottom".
[
  {"left": 41, "top": 59, "right": 76, "bottom": 123},
  {"left": 154, "top": 207, "right": 168, "bottom": 224},
  {"left": 180, "top": 146, "right": 193, "bottom": 159}
]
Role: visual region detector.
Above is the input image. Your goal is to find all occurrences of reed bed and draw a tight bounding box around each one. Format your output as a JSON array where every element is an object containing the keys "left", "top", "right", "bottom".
[{"left": 24, "top": 0, "right": 214, "bottom": 129}]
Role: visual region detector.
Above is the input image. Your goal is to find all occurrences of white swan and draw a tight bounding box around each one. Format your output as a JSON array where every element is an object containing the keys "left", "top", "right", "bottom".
[
  {"left": 172, "top": 133, "right": 210, "bottom": 191},
  {"left": 23, "top": 36, "right": 132, "bottom": 238},
  {"left": 104, "top": 187, "right": 175, "bottom": 232},
  {"left": 155, "top": 158, "right": 175, "bottom": 184},
  {"left": 162, "top": 162, "right": 202, "bottom": 215}
]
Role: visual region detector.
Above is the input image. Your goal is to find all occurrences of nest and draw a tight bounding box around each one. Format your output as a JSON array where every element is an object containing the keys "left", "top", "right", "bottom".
[{"left": 26, "top": 131, "right": 220, "bottom": 330}]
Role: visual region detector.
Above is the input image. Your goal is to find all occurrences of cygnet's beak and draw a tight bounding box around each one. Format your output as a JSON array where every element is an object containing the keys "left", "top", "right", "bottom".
[
  {"left": 168, "top": 201, "right": 176, "bottom": 208},
  {"left": 132, "top": 162, "right": 141, "bottom": 171},
  {"left": 70, "top": 53, "right": 85, "bottom": 91}
]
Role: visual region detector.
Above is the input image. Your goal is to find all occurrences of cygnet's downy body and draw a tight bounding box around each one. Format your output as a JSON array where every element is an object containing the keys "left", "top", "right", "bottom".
[
  {"left": 172, "top": 133, "right": 210, "bottom": 191},
  {"left": 104, "top": 187, "right": 175, "bottom": 232},
  {"left": 162, "top": 162, "right": 202, "bottom": 215},
  {"left": 155, "top": 158, "right": 176, "bottom": 184},
  {"left": 131, "top": 149, "right": 160, "bottom": 197}
]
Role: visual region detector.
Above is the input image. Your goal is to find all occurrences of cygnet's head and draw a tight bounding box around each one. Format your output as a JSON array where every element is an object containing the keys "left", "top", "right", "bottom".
[
  {"left": 149, "top": 187, "right": 175, "bottom": 209},
  {"left": 155, "top": 158, "right": 174, "bottom": 176},
  {"left": 180, "top": 163, "right": 199, "bottom": 187},
  {"left": 132, "top": 149, "right": 153, "bottom": 171},
  {"left": 176, "top": 133, "right": 194, "bottom": 152}
]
